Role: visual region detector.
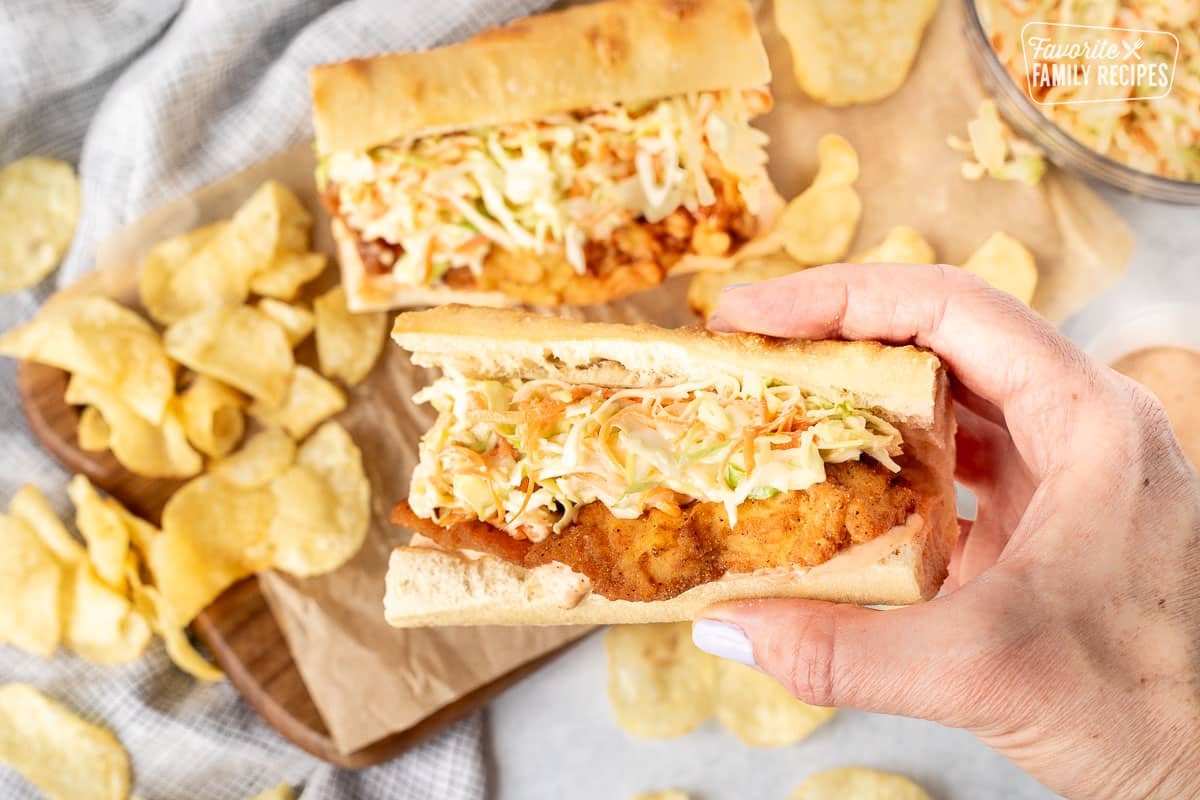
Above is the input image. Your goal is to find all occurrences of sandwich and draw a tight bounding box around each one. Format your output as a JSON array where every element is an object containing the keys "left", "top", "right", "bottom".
[
  {"left": 385, "top": 306, "right": 958, "bottom": 626},
  {"left": 309, "top": 0, "right": 782, "bottom": 311}
]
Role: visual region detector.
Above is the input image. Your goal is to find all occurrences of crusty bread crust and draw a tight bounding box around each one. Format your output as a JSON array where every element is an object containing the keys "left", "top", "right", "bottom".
[
  {"left": 392, "top": 306, "right": 946, "bottom": 427},
  {"left": 310, "top": 0, "right": 770, "bottom": 154}
]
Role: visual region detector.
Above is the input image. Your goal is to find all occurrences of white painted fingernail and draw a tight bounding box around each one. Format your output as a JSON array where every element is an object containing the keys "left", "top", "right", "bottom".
[{"left": 692, "top": 620, "right": 756, "bottom": 667}]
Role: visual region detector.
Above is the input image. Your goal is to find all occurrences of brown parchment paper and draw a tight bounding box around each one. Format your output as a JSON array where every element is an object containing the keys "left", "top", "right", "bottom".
[{"left": 90, "top": 0, "right": 1132, "bottom": 757}]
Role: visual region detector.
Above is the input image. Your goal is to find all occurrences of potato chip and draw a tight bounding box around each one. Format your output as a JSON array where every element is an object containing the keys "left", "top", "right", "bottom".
[
  {"left": 850, "top": 226, "right": 936, "bottom": 264},
  {"left": 257, "top": 298, "right": 315, "bottom": 347},
  {"left": 77, "top": 406, "right": 112, "bottom": 452},
  {"left": 67, "top": 475, "right": 133, "bottom": 591},
  {"left": 180, "top": 375, "right": 245, "bottom": 458},
  {"left": 246, "top": 783, "right": 297, "bottom": 800},
  {"left": 66, "top": 377, "right": 203, "bottom": 478},
  {"left": 138, "top": 222, "right": 228, "bottom": 326},
  {"left": 138, "top": 182, "right": 312, "bottom": 324},
  {"left": 631, "top": 792, "right": 690, "bottom": 800},
  {"left": 0, "top": 683, "right": 130, "bottom": 800},
  {"left": 775, "top": 0, "right": 937, "bottom": 106},
  {"left": 165, "top": 305, "right": 294, "bottom": 407},
  {"left": 8, "top": 484, "right": 85, "bottom": 565},
  {"left": 268, "top": 421, "right": 369, "bottom": 576},
  {"left": 250, "top": 365, "right": 347, "bottom": 440},
  {"left": 314, "top": 285, "right": 386, "bottom": 386},
  {"left": 688, "top": 252, "right": 804, "bottom": 320},
  {"left": 788, "top": 767, "right": 931, "bottom": 800},
  {"left": 606, "top": 623, "right": 717, "bottom": 739},
  {"left": 713, "top": 660, "right": 837, "bottom": 747},
  {"left": 961, "top": 232, "right": 1038, "bottom": 306},
  {"left": 0, "top": 157, "right": 80, "bottom": 292},
  {"left": 152, "top": 474, "right": 276, "bottom": 623},
  {"left": 777, "top": 136, "right": 862, "bottom": 265},
  {"left": 0, "top": 295, "right": 174, "bottom": 424},
  {"left": 0, "top": 514, "right": 64, "bottom": 657},
  {"left": 125, "top": 566, "right": 223, "bottom": 683},
  {"left": 210, "top": 426, "right": 296, "bottom": 488},
  {"left": 65, "top": 564, "right": 152, "bottom": 665},
  {"left": 250, "top": 252, "right": 327, "bottom": 301}
]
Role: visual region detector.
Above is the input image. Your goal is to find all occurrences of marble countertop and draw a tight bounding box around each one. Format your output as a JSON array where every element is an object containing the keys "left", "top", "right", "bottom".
[{"left": 487, "top": 186, "right": 1199, "bottom": 800}]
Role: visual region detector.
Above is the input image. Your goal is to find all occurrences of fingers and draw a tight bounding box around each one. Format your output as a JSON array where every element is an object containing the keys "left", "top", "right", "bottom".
[
  {"left": 694, "top": 595, "right": 996, "bottom": 725},
  {"left": 710, "top": 264, "right": 1099, "bottom": 478}
]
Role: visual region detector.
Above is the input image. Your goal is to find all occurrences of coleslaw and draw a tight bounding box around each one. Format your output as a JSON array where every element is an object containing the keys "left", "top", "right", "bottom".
[
  {"left": 408, "top": 374, "right": 904, "bottom": 543},
  {"left": 321, "top": 89, "right": 772, "bottom": 286},
  {"left": 977, "top": 0, "right": 1199, "bottom": 181}
]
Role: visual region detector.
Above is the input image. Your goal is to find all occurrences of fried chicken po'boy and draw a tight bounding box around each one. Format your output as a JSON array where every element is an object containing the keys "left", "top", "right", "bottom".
[
  {"left": 385, "top": 307, "right": 958, "bottom": 626},
  {"left": 309, "top": 0, "right": 781, "bottom": 311}
]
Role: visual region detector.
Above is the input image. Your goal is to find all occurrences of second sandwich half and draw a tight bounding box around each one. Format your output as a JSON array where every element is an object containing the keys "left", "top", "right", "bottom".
[
  {"left": 386, "top": 307, "right": 959, "bottom": 626},
  {"left": 309, "top": 0, "right": 781, "bottom": 311}
]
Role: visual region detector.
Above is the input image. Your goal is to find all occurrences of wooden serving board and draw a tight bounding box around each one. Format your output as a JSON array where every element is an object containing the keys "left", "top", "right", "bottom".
[{"left": 17, "top": 359, "right": 584, "bottom": 768}]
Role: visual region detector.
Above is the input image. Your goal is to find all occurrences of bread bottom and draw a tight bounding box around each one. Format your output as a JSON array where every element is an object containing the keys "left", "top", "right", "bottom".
[{"left": 384, "top": 490, "right": 956, "bottom": 627}]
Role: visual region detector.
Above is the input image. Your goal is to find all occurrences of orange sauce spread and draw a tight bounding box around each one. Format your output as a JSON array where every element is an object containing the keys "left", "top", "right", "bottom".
[{"left": 1111, "top": 347, "right": 1200, "bottom": 468}]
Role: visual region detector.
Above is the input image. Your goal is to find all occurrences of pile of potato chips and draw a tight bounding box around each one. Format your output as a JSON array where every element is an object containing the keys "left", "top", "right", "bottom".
[
  {"left": 606, "top": 623, "right": 837, "bottom": 747},
  {"left": 687, "top": 135, "right": 1040, "bottom": 319},
  {"left": 0, "top": 180, "right": 383, "bottom": 676},
  {"left": 631, "top": 771, "right": 932, "bottom": 800}
]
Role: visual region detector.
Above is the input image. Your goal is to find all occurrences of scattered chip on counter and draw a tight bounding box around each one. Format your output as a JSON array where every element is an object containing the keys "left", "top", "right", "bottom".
[
  {"left": 630, "top": 791, "right": 690, "bottom": 800},
  {"left": 77, "top": 407, "right": 112, "bottom": 453},
  {"left": 0, "top": 295, "right": 175, "bottom": 424},
  {"left": 257, "top": 298, "right": 315, "bottom": 348},
  {"left": 314, "top": 285, "right": 387, "bottom": 386},
  {"left": 65, "top": 563, "right": 153, "bottom": 666},
  {"left": 249, "top": 252, "right": 327, "bottom": 301},
  {"left": 9, "top": 484, "right": 84, "bottom": 565},
  {"left": 948, "top": 100, "right": 1045, "bottom": 186},
  {"left": 249, "top": 365, "right": 346, "bottom": 440},
  {"left": 137, "top": 181, "right": 311, "bottom": 324},
  {"left": 165, "top": 305, "right": 294, "bottom": 407},
  {"left": 713, "top": 660, "right": 837, "bottom": 747},
  {"left": 268, "top": 421, "right": 369, "bottom": 576},
  {"left": 775, "top": 0, "right": 937, "bottom": 106},
  {"left": 687, "top": 251, "right": 804, "bottom": 320},
  {"left": 606, "top": 623, "right": 717, "bottom": 739},
  {"left": 244, "top": 784, "right": 297, "bottom": 800},
  {"left": 775, "top": 135, "right": 862, "bottom": 265},
  {"left": 180, "top": 375, "right": 246, "bottom": 459},
  {"left": 210, "top": 427, "right": 296, "bottom": 489},
  {"left": 0, "top": 513, "right": 64, "bottom": 657},
  {"left": 68, "top": 474, "right": 135, "bottom": 591},
  {"left": 850, "top": 226, "right": 936, "bottom": 264},
  {"left": 0, "top": 157, "right": 81, "bottom": 292},
  {"left": 0, "top": 683, "right": 131, "bottom": 800},
  {"left": 66, "top": 377, "right": 202, "bottom": 478},
  {"left": 961, "top": 231, "right": 1037, "bottom": 306},
  {"left": 788, "top": 767, "right": 932, "bottom": 800}
]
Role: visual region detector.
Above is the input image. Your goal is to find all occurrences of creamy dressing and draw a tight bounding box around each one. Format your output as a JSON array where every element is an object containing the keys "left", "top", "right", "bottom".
[{"left": 1112, "top": 346, "right": 1200, "bottom": 468}]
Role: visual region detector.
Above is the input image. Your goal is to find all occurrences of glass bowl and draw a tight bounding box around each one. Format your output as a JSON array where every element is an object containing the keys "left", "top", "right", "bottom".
[
  {"left": 963, "top": 0, "right": 1200, "bottom": 205},
  {"left": 1084, "top": 302, "right": 1200, "bottom": 364}
]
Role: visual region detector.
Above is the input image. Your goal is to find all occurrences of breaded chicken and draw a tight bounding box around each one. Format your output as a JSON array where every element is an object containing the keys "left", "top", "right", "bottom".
[{"left": 392, "top": 460, "right": 918, "bottom": 603}]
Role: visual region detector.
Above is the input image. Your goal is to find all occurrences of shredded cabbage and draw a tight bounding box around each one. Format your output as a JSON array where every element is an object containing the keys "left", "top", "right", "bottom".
[
  {"left": 977, "top": 0, "right": 1199, "bottom": 181},
  {"left": 408, "top": 375, "right": 904, "bottom": 543},
  {"left": 948, "top": 100, "right": 1047, "bottom": 185},
  {"left": 325, "top": 88, "right": 772, "bottom": 285}
]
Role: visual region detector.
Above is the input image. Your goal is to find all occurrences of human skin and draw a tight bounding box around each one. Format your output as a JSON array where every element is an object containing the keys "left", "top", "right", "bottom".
[{"left": 692, "top": 263, "right": 1200, "bottom": 800}]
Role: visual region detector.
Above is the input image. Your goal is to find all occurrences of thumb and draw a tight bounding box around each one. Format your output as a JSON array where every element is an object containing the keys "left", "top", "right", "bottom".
[{"left": 693, "top": 592, "right": 1007, "bottom": 727}]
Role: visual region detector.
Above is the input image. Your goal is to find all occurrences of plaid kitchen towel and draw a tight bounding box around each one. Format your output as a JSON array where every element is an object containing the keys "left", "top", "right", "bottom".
[{"left": 0, "top": 1, "right": 552, "bottom": 798}]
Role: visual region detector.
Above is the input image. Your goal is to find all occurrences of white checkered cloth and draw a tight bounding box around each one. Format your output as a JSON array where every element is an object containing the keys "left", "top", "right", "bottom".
[{"left": 0, "top": 1, "right": 551, "bottom": 797}]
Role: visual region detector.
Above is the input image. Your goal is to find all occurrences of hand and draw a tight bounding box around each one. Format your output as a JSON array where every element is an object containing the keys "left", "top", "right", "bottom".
[{"left": 692, "top": 264, "right": 1200, "bottom": 800}]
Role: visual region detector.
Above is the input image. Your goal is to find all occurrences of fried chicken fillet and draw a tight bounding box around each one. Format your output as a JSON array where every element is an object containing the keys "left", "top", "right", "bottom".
[{"left": 392, "top": 460, "right": 918, "bottom": 603}]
